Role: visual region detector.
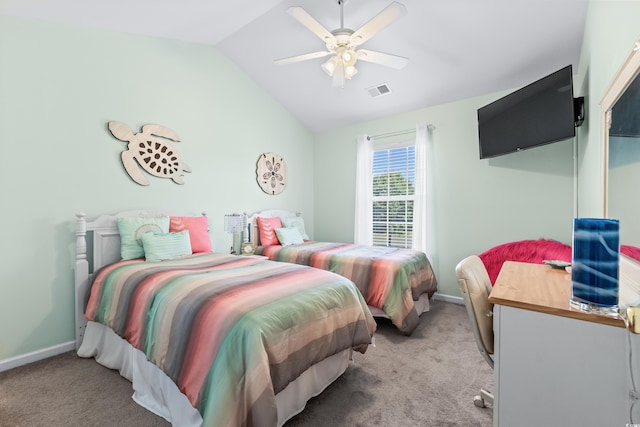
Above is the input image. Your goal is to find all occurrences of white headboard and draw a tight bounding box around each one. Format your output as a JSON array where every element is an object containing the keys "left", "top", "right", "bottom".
[
  {"left": 247, "top": 210, "right": 300, "bottom": 246},
  {"left": 74, "top": 210, "right": 206, "bottom": 350}
]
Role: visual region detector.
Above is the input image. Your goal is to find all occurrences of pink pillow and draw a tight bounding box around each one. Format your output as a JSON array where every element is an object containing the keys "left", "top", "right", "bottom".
[
  {"left": 257, "top": 216, "right": 282, "bottom": 246},
  {"left": 169, "top": 216, "right": 212, "bottom": 253}
]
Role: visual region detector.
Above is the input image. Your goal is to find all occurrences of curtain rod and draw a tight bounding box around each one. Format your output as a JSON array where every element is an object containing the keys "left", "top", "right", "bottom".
[{"left": 369, "top": 124, "right": 435, "bottom": 140}]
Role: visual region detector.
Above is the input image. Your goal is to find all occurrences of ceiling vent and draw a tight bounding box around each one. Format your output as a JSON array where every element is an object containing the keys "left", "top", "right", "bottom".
[{"left": 367, "top": 83, "right": 392, "bottom": 98}]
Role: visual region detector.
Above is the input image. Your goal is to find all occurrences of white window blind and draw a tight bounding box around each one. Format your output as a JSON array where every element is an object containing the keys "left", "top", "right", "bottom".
[{"left": 372, "top": 144, "right": 415, "bottom": 248}]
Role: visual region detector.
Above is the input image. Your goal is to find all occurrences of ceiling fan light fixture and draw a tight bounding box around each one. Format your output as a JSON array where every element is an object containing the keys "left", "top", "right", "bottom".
[
  {"left": 278, "top": 1, "right": 408, "bottom": 86},
  {"left": 341, "top": 49, "right": 357, "bottom": 66},
  {"left": 345, "top": 64, "right": 358, "bottom": 78},
  {"left": 322, "top": 56, "right": 339, "bottom": 76}
]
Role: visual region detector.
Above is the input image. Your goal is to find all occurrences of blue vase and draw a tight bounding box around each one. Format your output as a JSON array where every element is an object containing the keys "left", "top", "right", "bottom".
[{"left": 571, "top": 218, "right": 620, "bottom": 315}]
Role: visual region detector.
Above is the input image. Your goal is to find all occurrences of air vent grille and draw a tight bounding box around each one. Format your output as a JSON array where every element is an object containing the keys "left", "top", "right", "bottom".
[{"left": 367, "top": 83, "right": 391, "bottom": 97}]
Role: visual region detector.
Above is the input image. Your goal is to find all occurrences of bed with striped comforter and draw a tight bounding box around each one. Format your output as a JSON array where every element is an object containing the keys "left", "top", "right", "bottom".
[
  {"left": 256, "top": 242, "right": 438, "bottom": 335},
  {"left": 85, "top": 252, "right": 376, "bottom": 427}
]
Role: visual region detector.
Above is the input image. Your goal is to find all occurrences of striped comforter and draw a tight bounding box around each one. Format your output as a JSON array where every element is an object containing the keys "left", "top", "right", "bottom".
[
  {"left": 256, "top": 242, "right": 438, "bottom": 335},
  {"left": 85, "top": 253, "right": 376, "bottom": 427}
]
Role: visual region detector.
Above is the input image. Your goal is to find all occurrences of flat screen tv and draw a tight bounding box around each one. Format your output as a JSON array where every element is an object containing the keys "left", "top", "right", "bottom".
[{"left": 477, "top": 65, "right": 577, "bottom": 159}]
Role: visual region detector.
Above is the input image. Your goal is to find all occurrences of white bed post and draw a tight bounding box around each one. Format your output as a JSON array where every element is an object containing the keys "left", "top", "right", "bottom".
[{"left": 75, "top": 212, "right": 89, "bottom": 350}]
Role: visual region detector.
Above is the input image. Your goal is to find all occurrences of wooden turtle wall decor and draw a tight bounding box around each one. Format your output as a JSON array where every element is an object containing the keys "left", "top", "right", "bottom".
[
  {"left": 108, "top": 121, "right": 191, "bottom": 186},
  {"left": 256, "top": 152, "right": 288, "bottom": 195}
]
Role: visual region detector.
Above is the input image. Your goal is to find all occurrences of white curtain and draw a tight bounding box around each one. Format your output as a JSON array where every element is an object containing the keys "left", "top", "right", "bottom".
[
  {"left": 354, "top": 134, "right": 373, "bottom": 245},
  {"left": 412, "top": 123, "right": 433, "bottom": 257}
]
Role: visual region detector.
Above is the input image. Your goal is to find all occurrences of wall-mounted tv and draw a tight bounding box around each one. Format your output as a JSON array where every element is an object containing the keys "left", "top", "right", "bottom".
[{"left": 477, "top": 65, "right": 578, "bottom": 159}]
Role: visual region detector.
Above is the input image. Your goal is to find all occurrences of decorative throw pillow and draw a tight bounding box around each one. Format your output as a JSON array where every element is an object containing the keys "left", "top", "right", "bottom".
[
  {"left": 281, "top": 216, "right": 309, "bottom": 240},
  {"left": 140, "top": 231, "right": 192, "bottom": 262},
  {"left": 169, "top": 216, "right": 212, "bottom": 253},
  {"left": 117, "top": 216, "right": 170, "bottom": 260},
  {"left": 257, "top": 216, "right": 282, "bottom": 246},
  {"left": 275, "top": 227, "right": 304, "bottom": 246}
]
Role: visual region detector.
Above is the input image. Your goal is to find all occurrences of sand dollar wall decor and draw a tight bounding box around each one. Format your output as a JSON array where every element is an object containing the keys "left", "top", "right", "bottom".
[
  {"left": 256, "top": 152, "right": 287, "bottom": 195},
  {"left": 108, "top": 121, "right": 191, "bottom": 186}
]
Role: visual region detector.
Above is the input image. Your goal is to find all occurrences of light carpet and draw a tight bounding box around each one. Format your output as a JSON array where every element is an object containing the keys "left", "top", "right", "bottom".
[{"left": 0, "top": 299, "right": 493, "bottom": 426}]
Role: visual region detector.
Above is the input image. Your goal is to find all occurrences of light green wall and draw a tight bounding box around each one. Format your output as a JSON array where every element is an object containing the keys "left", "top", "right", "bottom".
[
  {"left": 0, "top": 15, "right": 314, "bottom": 360},
  {"left": 575, "top": 1, "right": 640, "bottom": 217}
]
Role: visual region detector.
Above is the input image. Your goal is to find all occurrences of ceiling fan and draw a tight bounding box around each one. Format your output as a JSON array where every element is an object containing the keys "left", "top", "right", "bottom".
[{"left": 274, "top": 0, "right": 409, "bottom": 87}]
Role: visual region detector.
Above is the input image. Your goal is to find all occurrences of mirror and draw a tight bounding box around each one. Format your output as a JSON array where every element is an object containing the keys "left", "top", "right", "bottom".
[{"left": 604, "top": 38, "right": 640, "bottom": 262}]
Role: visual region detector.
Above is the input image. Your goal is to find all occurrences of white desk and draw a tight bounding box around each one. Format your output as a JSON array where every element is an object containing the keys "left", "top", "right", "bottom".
[{"left": 489, "top": 261, "right": 640, "bottom": 427}]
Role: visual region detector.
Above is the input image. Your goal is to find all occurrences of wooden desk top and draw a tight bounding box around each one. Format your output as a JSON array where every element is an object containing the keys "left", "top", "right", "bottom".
[{"left": 489, "top": 261, "right": 625, "bottom": 328}]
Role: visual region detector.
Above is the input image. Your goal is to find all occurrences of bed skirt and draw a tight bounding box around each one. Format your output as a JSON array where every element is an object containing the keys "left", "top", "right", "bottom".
[
  {"left": 77, "top": 321, "right": 352, "bottom": 426},
  {"left": 368, "top": 291, "right": 431, "bottom": 319}
]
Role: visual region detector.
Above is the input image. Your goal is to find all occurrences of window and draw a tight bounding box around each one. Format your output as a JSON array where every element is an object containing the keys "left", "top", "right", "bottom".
[{"left": 372, "top": 144, "right": 415, "bottom": 248}]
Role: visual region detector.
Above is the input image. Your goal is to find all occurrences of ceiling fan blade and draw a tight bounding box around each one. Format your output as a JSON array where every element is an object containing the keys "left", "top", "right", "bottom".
[
  {"left": 357, "top": 49, "right": 408, "bottom": 69},
  {"left": 349, "top": 1, "right": 407, "bottom": 46},
  {"left": 274, "top": 51, "right": 332, "bottom": 65},
  {"left": 287, "top": 7, "right": 336, "bottom": 44}
]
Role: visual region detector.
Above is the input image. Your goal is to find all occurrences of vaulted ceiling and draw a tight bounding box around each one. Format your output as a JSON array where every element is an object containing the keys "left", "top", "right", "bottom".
[{"left": 0, "top": 0, "right": 589, "bottom": 131}]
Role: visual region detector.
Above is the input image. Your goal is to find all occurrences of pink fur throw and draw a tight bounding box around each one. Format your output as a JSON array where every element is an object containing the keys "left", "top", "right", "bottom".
[
  {"left": 478, "top": 239, "right": 572, "bottom": 285},
  {"left": 622, "top": 245, "right": 640, "bottom": 263}
]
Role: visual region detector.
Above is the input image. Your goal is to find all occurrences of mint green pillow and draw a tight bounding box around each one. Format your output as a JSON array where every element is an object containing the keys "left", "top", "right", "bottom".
[
  {"left": 275, "top": 227, "right": 304, "bottom": 246},
  {"left": 281, "top": 216, "right": 309, "bottom": 240},
  {"left": 140, "top": 231, "right": 192, "bottom": 262},
  {"left": 117, "top": 216, "right": 170, "bottom": 260}
]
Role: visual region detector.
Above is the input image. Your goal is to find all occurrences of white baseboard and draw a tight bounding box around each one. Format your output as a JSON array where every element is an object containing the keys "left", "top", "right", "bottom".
[
  {"left": 433, "top": 292, "right": 464, "bottom": 305},
  {"left": 0, "top": 341, "right": 75, "bottom": 373}
]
